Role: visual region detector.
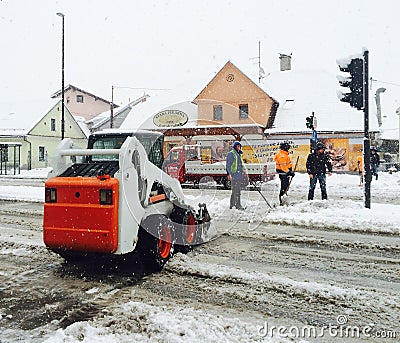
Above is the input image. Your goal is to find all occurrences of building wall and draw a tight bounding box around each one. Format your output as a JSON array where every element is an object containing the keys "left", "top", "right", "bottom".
[
  {"left": 195, "top": 62, "right": 274, "bottom": 126},
  {"left": 1, "top": 100, "right": 91, "bottom": 171},
  {"left": 1, "top": 133, "right": 88, "bottom": 170},
  {"left": 263, "top": 133, "right": 364, "bottom": 172},
  {"left": 29, "top": 102, "right": 86, "bottom": 139},
  {"left": 64, "top": 89, "right": 110, "bottom": 121},
  {"left": 28, "top": 135, "right": 87, "bottom": 169},
  {"left": 156, "top": 62, "right": 276, "bottom": 155},
  {"left": 27, "top": 103, "right": 88, "bottom": 169}
]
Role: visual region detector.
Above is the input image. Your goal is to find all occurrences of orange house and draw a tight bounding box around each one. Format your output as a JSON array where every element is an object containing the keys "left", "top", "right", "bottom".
[{"left": 194, "top": 61, "right": 278, "bottom": 128}]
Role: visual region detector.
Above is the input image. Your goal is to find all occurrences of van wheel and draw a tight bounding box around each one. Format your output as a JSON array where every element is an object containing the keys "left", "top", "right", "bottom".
[
  {"left": 170, "top": 207, "right": 198, "bottom": 253},
  {"left": 137, "top": 215, "right": 174, "bottom": 271}
]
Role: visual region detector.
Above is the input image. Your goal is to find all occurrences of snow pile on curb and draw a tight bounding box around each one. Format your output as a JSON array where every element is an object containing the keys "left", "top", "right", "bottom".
[
  {"left": 265, "top": 200, "right": 400, "bottom": 235},
  {"left": 43, "top": 300, "right": 285, "bottom": 343}
]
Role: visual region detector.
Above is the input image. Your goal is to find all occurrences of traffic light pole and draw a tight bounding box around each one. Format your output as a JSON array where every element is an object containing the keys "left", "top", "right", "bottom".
[
  {"left": 363, "top": 50, "right": 371, "bottom": 209},
  {"left": 337, "top": 49, "right": 371, "bottom": 208},
  {"left": 306, "top": 112, "right": 317, "bottom": 152}
]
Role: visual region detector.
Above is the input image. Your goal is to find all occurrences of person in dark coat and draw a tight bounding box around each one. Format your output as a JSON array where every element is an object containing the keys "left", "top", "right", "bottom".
[
  {"left": 226, "top": 141, "right": 245, "bottom": 210},
  {"left": 306, "top": 141, "right": 333, "bottom": 200},
  {"left": 370, "top": 147, "right": 380, "bottom": 180}
]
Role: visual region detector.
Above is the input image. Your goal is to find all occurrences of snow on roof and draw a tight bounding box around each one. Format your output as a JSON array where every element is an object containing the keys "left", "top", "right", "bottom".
[
  {"left": 0, "top": 141, "right": 22, "bottom": 145},
  {"left": 121, "top": 67, "right": 382, "bottom": 136},
  {"left": 0, "top": 98, "right": 58, "bottom": 132},
  {"left": 87, "top": 95, "right": 150, "bottom": 130},
  {"left": 121, "top": 90, "right": 199, "bottom": 130},
  {"left": 0, "top": 129, "right": 28, "bottom": 137},
  {"left": 262, "top": 69, "right": 379, "bottom": 134},
  {"left": 73, "top": 116, "right": 91, "bottom": 137},
  {"left": 87, "top": 105, "right": 129, "bottom": 129}
]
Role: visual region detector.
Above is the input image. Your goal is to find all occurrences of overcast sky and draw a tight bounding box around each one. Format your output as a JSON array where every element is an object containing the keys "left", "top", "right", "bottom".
[{"left": 1, "top": 0, "right": 399, "bottom": 137}]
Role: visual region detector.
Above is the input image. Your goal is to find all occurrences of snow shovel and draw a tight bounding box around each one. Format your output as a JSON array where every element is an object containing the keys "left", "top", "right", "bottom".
[
  {"left": 249, "top": 179, "right": 273, "bottom": 209},
  {"left": 281, "top": 156, "right": 299, "bottom": 205}
]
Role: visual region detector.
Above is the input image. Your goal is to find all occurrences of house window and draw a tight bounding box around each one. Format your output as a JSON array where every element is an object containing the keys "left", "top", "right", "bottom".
[
  {"left": 239, "top": 104, "right": 249, "bottom": 119},
  {"left": 76, "top": 95, "right": 84, "bottom": 103},
  {"left": 39, "top": 146, "right": 45, "bottom": 162},
  {"left": 213, "top": 105, "right": 223, "bottom": 121},
  {"left": 51, "top": 118, "right": 56, "bottom": 131}
]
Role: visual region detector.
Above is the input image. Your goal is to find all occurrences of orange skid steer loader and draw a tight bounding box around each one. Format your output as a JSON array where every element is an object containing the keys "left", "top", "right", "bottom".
[{"left": 43, "top": 130, "right": 212, "bottom": 270}]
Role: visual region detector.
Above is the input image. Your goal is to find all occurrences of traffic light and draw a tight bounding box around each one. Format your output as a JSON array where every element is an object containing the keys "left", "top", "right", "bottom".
[
  {"left": 306, "top": 114, "right": 314, "bottom": 129},
  {"left": 336, "top": 57, "right": 364, "bottom": 110}
]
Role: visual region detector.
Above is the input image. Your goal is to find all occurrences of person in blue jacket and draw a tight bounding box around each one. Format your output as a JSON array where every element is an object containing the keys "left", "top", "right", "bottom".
[{"left": 226, "top": 141, "right": 245, "bottom": 210}]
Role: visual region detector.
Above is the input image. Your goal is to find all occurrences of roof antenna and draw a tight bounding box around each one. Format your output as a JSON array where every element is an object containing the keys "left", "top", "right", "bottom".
[{"left": 258, "top": 41, "right": 266, "bottom": 83}]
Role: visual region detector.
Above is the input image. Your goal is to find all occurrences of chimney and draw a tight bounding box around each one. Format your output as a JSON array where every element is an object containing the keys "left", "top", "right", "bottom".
[{"left": 279, "top": 53, "right": 292, "bottom": 71}]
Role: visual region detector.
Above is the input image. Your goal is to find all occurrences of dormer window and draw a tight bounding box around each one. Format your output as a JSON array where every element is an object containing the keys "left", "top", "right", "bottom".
[{"left": 76, "top": 95, "right": 84, "bottom": 103}]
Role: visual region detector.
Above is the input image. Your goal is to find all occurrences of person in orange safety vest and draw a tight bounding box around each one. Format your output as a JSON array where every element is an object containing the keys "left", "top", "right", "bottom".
[{"left": 274, "top": 142, "right": 295, "bottom": 205}]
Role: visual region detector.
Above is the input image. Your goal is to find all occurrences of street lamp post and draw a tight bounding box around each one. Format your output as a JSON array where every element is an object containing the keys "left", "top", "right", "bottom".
[
  {"left": 56, "top": 12, "right": 65, "bottom": 140},
  {"left": 375, "top": 87, "right": 386, "bottom": 128},
  {"left": 396, "top": 107, "right": 400, "bottom": 163}
]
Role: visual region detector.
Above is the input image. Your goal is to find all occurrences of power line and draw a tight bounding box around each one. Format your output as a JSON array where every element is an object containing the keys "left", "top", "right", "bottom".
[{"left": 113, "top": 86, "right": 171, "bottom": 91}]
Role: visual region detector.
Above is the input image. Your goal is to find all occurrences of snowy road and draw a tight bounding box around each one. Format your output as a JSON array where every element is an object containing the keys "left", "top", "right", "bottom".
[{"left": 1, "top": 172, "right": 400, "bottom": 343}]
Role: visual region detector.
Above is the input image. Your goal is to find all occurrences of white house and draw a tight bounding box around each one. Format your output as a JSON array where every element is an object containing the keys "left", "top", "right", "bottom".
[{"left": 0, "top": 100, "right": 88, "bottom": 171}]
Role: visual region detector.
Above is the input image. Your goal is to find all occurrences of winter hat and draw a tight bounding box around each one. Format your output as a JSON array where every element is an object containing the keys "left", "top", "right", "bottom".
[
  {"left": 233, "top": 141, "right": 242, "bottom": 149},
  {"left": 280, "top": 142, "right": 290, "bottom": 151}
]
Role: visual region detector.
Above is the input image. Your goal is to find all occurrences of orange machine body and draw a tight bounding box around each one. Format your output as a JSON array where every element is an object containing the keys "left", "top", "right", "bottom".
[{"left": 43, "top": 176, "right": 119, "bottom": 253}]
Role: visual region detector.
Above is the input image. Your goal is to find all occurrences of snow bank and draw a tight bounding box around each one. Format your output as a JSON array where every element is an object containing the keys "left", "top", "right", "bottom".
[{"left": 44, "top": 300, "right": 284, "bottom": 343}]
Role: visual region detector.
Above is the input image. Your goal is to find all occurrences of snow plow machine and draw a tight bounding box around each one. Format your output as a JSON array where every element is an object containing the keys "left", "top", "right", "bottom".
[{"left": 43, "top": 130, "right": 212, "bottom": 270}]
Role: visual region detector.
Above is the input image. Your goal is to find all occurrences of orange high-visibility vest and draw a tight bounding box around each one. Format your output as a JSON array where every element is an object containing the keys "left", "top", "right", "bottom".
[
  {"left": 357, "top": 156, "right": 363, "bottom": 172},
  {"left": 274, "top": 150, "right": 292, "bottom": 172}
]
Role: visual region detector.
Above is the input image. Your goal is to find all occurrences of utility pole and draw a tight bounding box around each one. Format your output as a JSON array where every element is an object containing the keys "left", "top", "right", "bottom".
[
  {"left": 56, "top": 12, "right": 65, "bottom": 140},
  {"left": 363, "top": 50, "right": 371, "bottom": 209},
  {"left": 397, "top": 107, "right": 400, "bottom": 163},
  {"left": 110, "top": 85, "right": 114, "bottom": 129}
]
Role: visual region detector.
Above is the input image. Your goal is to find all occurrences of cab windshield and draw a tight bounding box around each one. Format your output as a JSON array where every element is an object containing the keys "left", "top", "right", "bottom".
[{"left": 88, "top": 133, "right": 164, "bottom": 169}]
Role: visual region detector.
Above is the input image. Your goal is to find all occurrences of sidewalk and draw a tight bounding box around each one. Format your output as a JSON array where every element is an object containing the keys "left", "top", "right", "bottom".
[{"left": 0, "top": 167, "right": 50, "bottom": 180}]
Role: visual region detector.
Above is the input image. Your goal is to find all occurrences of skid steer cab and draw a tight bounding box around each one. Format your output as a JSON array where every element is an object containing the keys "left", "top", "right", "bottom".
[{"left": 43, "top": 130, "right": 212, "bottom": 271}]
